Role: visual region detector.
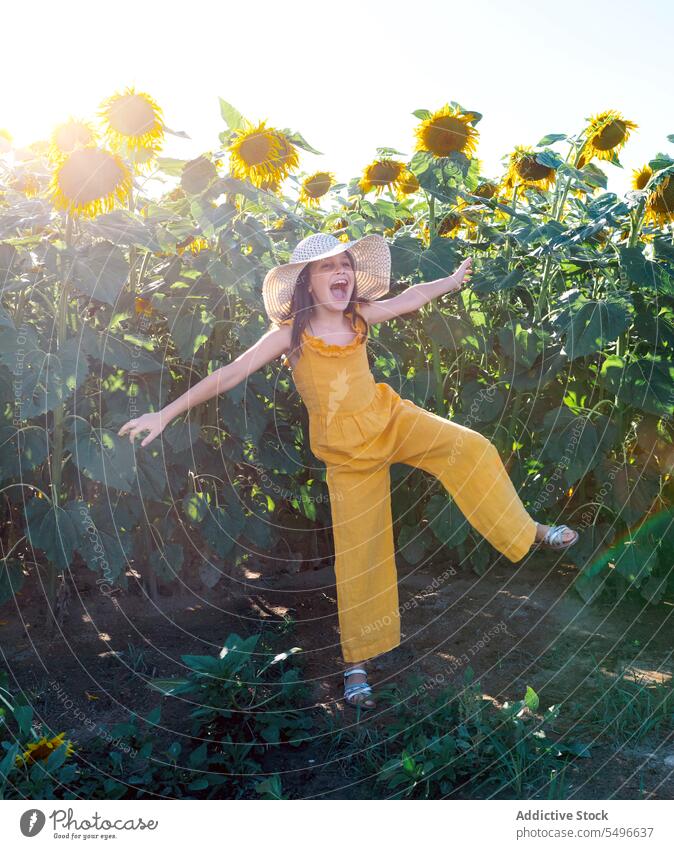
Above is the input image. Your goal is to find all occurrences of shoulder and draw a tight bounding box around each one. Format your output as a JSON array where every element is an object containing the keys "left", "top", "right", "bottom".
[{"left": 351, "top": 301, "right": 370, "bottom": 333}]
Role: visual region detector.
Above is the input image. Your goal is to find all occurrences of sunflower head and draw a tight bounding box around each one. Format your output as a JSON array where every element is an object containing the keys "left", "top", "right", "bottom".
[
  {"left": 181, "top": 156, "right": 218, "bottom": 195},
  {"left": 298, "top": 171, "right": 334, "bottom": 208},
  {"left": 48, "top": 147, "right": 133, "bottom": 218},
  {"left": 584, "top": 109, "right": 638, "bottom": 162},
  {"left": 414, "top": 104, "right": 480, "bottom": 159},
  {"left": 9, "top": 171, "right": 41, "bottom": 198},
  {"left": 644, "top": 173, "right": 674, "bottom": 229},
  {"left": 98, "top": 86, "right": 164, "bottom": 156},
  {"left": 472, "top": 181, "right": 498, "bottom": 200},
  {"left": 503, "top": 146, "right": 557, "bottom": 192},
  {"left": 438, "top": 212, "right": 462, "bottom": 236},
  {"left": 632, "top": 165, "right": 653, "bottom": 192},
  {"left": 396, "top": 169, "right": 420, "bottom": 197},
  {"left": 15, "top": 732, "right": 74, "bottom": 768},
  {"left": 48, "top": 118, "right": 98, "bottom": 163},
  {"left": 226, "top": 119, "right": 299, "bottom": 190},
  {"left": 358, "top": 158, "right": 407, "bottom": 196}
]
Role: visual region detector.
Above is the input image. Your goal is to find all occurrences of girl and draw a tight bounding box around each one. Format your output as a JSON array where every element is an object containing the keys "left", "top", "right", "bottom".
[{"left": 118, "top": 232, "right": 579, "bottom": 711}]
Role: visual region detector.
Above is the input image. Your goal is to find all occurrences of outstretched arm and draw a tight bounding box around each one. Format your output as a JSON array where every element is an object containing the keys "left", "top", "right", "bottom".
[
  {"left": 117, "top": 324, "right": 291, "bottom": 446},
  {"left": 359, "top": 257, "right": 472, "bottom": 326}
]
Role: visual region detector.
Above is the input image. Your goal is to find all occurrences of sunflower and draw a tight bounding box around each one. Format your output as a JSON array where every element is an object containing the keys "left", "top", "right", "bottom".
[
  {"left": 359, "top": 158, "right": 408, "bottom": 196},
  {"left": 437, "top": 212, "right": 462, "bottom": 237},
  {"left": 0, "top": 128, "right": 12, "bottom": 154},
  {"left": 48, "top": 118, "right": 98, "bottom": 163},
  {"left": 98, "top": 86, "right": 164, "bottom": 158},
  {"left": 9, "top": 172, "right": 41, "bottom": 197},
  {"left": 226, "top": 119, "right": 299, "bottom": 191},
  {"left": 135, "top": 296, "right": 153, "bottom": 316},
  {"left": 299, "top": 171, "right": 335, "bottom": 207},
  {"left": 503, "top": 145, "right": 557, "bottom": 193},
  {"left": 644, "top": 172, "right": 674, "bottom": 228},
  {"left": 471, "top": 181, "right": 498, "bottom": 200},
  {"left": 584, "top": 109, "right": 638, "bottom": 162},
  {"left": 414, "top": 104, "right": 479, "bottom": 159},
  {"left": 48, "top": 147, "right": 133, "bottom": 218},
  {"left": 181, "top": 156, "right": 218, "bottom": 194},
  {"left": 15, "top": 732, "right": 74, "bottom": 767},
  {"left": 632, "top": 164, "right": 653, "bottom": 191},
  {"left": 178, "top": 235, "right": 210, "bottom": 255},
  {"left": 395, "top": 169, "right": 420, "bottom": 198}
]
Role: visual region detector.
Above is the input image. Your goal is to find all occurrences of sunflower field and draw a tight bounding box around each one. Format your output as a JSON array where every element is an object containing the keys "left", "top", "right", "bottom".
[{"left": 1, "top": 91, "right": 674, "bottom": 627}]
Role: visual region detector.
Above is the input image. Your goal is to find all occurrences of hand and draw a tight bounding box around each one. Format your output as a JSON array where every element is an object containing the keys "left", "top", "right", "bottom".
[
  {"left": 117, "top": 412, "right": 167, "bottom": 447},
  {"left": 447, "top": 257, "right": 472, "bottom": 293}
]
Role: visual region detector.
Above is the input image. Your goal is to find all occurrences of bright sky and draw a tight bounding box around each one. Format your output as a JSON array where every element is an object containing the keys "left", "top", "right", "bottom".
[{"left": 3, "top": 0, "right": 672, "bottom": 201}]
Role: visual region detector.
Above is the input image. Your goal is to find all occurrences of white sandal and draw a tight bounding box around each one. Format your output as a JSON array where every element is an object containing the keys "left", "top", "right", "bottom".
[
  {"left": 532, "top": 523, "right": 579, "bottom": 551},
  {"left": 343, "top": 667, "right": 376, "bottom": 710}
]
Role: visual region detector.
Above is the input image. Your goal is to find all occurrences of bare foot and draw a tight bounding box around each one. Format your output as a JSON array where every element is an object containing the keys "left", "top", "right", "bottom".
[
  {"left": 535, "top": 522, "right": 576, "bottom": 544},
  {"left": 343, "top": 664, "right": 376, "bottom": 708}
]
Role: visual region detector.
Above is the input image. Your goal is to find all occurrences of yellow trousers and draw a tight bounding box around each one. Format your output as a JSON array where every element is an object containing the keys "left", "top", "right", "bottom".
[{"left": 318, "top": 384, "right": 538, "bottom": 663}]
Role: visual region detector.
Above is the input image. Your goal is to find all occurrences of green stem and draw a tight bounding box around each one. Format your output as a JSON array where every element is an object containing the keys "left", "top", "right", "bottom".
[{"left": 48, "top": 213, "right": 73, "bottom": 614}]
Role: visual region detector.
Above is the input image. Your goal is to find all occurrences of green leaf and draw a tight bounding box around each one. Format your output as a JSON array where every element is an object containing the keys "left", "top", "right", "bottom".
[
  {"left": 150, "top": 543, "right": 184, "bottom": 584},
  {"left": 86, "top": 211, "right": 161, "bottom": 251},
  {"left": 601, "top": 458, "right": 660, "bottom": 526},
  {"left": 66, "top": 421, "right": 137, "bottom": 493},
  {"left": 497, "top": 321, "right": 545, "bottom": 369},
  {"left": 171, "top": 307, "right": 214, "bottom": 359},
  {"left": 218, "top": 98, "right": 245, "bottom": 130},
  {"left": 71, "top": 242, "right": 129, "bottom": 305},
  {"left": 0, "top": 426, "right": 49, "bottom": 483},
  {"left": 524, "top": 686, "right": 540, "bottom": 711},
  {"left": 424, "top": 492, "right": 469, "bottom": 547},
  {"left": 554, "top": 295, "right": 632, "bottom": 360},
  {"left": 25, "top": 504, "right": 79, "bottom": 572},
  {"left": 599, "top": 354, "right": 674, "bottom": 415}
]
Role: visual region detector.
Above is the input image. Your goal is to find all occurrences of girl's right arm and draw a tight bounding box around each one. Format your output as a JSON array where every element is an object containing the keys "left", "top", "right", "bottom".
[{"left": 117, "top": 324, "right": 291, "bottom": 446}]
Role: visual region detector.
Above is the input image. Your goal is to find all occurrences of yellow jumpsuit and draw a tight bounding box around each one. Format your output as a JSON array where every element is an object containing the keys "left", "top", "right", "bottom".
[{"left": 281, "top": 304, "right": 538, "bottom": 663}]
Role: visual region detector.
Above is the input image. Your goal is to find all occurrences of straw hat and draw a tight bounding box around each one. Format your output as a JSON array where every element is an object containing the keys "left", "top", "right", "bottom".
[{"left": 262, "top": 232, "right": 391, "bottom": 324}]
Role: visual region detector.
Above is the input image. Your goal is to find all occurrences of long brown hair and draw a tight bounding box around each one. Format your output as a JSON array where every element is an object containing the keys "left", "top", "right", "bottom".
[{"left": 273, "top": 249, "right": 370, "bottom": 365}]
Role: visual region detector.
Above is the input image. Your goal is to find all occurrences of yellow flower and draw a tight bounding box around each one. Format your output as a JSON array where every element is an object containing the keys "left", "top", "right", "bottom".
[
  {"left": 0, "top": 128, "right": 12, "bottom": 154},
  {"left": 471, "top": 181, "right": 498, "bottom": 200},
  {"left": 358, "top": 158, "right": 407, "bottom": 196},
  {"left": 178, "top": 236, "right": 209, "bottom": 255},
  {"left": 414, "top": 104, "right": 479, "bottom": 159},
  {"left": 48, "top": 147, "right": 133, "bottom": 218},
  {"left": 644, "top": 173, "right": 674, "bottom": 228},
  {"left": 337, "top": 232, "right": 350, "bottom": 243},
  {"left": 584, "top": 109, "right": 638, "bottom": 162},
  {"left": 48, "top": 118, "right": 98, "bottom": 163},
  {"left": 9, "top": 172, "right": 41, "bottom": 197},
  {"left": 438, "top": 212, "right": 462, "bottom": 236},
  {"left": 503, "top": 145, "right": 556, "bottom": 192},
  {"left": 16, "top": 732, "right": 74, "bottom": 767},
  {"left": 299, "top": 171, "right": 334, "bottom": 207},
  {"left": 631, "top": 164, "right": 652, "bottom": 191},
  {"left": 98, "top": 86, "right": 164, "bottom": 157},
  {"left": 226, "top": 119, "right": 299, "bottom": 191},
  {"left": 135, "top": 296, "right": 153, "bottom": 316},
  {"left": 395, "top": 169, "right": 420, "bottom": 197}
]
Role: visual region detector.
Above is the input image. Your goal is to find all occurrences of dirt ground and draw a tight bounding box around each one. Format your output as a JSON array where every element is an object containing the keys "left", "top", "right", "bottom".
[{"left": 2, "top": 543, "right": 673, "bottom": 800}]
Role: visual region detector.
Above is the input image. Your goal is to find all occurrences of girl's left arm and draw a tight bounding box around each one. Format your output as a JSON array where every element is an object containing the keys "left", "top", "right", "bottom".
[{"left": 359, "top": 257, "right": 472, "bottom": 325}]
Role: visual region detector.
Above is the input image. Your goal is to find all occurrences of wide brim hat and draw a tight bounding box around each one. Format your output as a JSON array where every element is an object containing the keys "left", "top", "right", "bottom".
[{"left": 262, "top": 232, "right": 391, "bottom": 324}]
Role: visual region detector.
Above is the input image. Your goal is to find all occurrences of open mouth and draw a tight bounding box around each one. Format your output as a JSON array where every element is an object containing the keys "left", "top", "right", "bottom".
[{"left": 330, "top": 279, "right": 349, "bottom": 300}]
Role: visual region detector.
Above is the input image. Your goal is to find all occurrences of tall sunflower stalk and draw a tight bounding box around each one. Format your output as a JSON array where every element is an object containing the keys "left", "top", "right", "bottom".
[{"left": 48, "top": 213, "right": 74, "bottom": 616}]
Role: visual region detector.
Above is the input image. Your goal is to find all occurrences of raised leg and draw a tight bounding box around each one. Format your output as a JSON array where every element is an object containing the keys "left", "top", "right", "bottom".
[{"left": 388, "top": 398, "right": 537, "bottom": 562}]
